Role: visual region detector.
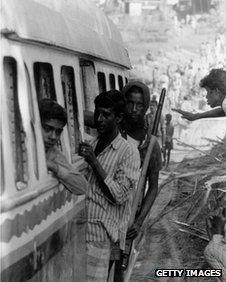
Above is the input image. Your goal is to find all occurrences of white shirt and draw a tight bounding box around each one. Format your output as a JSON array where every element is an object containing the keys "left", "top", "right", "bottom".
[
  {"left": 204, "top": 229, "right": 226, "bottom": 281},
  {"left": 222, "top": 97, "right": 226, "bottom": 115}
]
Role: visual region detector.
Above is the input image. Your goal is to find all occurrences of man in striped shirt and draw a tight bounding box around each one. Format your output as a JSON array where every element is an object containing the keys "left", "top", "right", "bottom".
[{"left": 79, "top": 90, "right": 140, "bottom": 282}]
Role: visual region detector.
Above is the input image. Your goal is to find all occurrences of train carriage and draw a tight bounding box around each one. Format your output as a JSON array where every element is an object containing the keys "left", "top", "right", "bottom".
[{"left": 0, "top": 0, "right": 131, "bottom": 281}]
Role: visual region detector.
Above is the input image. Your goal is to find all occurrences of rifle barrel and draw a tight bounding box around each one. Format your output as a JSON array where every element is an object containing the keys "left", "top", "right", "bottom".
[{"left": 151, "top": 88, "right": 166, "bottom": 136}]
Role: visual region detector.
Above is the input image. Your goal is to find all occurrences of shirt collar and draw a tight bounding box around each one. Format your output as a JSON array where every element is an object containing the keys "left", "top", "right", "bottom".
[
  {"left": 91, "top": 133, "right": 122, "bottom": 151},
  {"left": 111, "top": 133, "right": 122, "bottom": 150}
]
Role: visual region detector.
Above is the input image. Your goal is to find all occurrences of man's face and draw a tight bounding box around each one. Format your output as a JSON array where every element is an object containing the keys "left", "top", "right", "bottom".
[
  {"left": 94, "top": 107, "right": 118, "bottom": 136},
  {"left": 149, "top": 102, "right": 157, "bottom": 114},
  {"left": 42, "top": 119, "right": 64, "bottom": 150},
  {"left": 125, "top": 92, "right": 145, "bottom": 125},
  {"left": 205, "top": 87, "right": 222, "bottom": 108}
]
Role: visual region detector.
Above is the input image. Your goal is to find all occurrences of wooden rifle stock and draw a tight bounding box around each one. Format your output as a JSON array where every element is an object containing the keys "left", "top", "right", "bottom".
[{"left": 121, "top": 88, "right": 166, "bottom": 271}]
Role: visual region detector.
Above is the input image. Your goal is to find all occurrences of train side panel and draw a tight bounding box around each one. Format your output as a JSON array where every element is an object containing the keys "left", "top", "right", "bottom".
[{"left": 1, "top": 39, "right": 86, "bottom": 282}]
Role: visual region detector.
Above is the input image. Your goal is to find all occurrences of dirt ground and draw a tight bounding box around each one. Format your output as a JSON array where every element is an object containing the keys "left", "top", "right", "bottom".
[{"left": 129, "top": 137, "right": 226, "bottom": 282}]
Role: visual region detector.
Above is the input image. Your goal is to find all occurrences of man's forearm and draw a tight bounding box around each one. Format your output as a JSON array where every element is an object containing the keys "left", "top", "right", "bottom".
[
  {"left": 195, "top": 108, "right": 225, "bottom": 119},
  {"left": 135, "top": 172, "right": 159, "bottom": 226},
  {"left": 55, "top": 165, "right": 88, "bottom": 195},
  {"left": 90, "top": 160, "right": 116, "bottom": 203}
]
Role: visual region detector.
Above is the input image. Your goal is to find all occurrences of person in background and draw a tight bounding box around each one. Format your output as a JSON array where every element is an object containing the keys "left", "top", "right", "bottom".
[
  {"left": 205, "top": 206, "right": 226, "bottom": 281},
  {"left": 146, "top": 49, "right": 154, "bottom": 62},
  {"left": 39, "top": 99, "right": 88, "bottom": 195},
  {"left": 145, "top": 98, "right": 165, "bottom": 149},
  {"left": 173, "top": 69, "right": 226, "bottom": 120},
  {"left": 79, "top": 90, "right": 140, "bottom": 282},
  {"left": 162, "top": 113, "right": 174, "bottom": 168}
]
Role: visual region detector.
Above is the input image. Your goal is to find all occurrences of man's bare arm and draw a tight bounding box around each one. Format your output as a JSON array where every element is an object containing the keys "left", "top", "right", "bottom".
[
  {"left": 79, "top": 143, "right": 116, "bottom": 203},
  {"left": 127, "top": 171, "right": 159, "bottom": 239},
  {"left": 136, "top": 171, "right": 159, "bottom": 226},
  {"left": 47, "top": 159, "right": 88, "bottom": 195},
  {"left": 172, "top": 107, "right": 225, "bottom": 121}
]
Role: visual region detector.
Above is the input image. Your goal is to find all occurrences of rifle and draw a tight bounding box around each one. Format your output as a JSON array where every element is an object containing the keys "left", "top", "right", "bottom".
[{"left": 121, "top": 88, "right": 166, "bottom": 271}]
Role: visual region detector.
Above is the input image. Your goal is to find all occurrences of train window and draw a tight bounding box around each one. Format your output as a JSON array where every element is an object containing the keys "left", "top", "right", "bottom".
[
  {"left": 118, "top": 75, "right": 123, "bottom": 91},
  {"left": 80, "top": 59, "right": 97, "bottom": 111},
  {"left": 97, "top": 72, "right": 106, "bottom": 93},
  {"left": 1, "top": 142, "right": 4, "bottom": 194},
  {"left": 61, "top": 66, "right": 80, "bottom": 155},
  {"left": 109, "top": 74, "right": 116, "bottom": 89},
  {"left": 34, "top": 62, "right": 56, "bottom": 103},
  {"left": 125, "top": 77, "right": 128, "bottom": 84},
  {"left": 4, "top": 57, "right": 28, "bottom": 190}
]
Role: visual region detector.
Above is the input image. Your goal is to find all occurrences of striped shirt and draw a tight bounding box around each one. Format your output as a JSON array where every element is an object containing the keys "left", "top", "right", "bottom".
[
  {"left": 204, "top": 226, "right": 226, "bottom": 280},
  {"left": 85, "top": 133, "right": 140, "bottom": 250},
  {"left": 46, "top": 146, "right": 88, "bottom": 195}
]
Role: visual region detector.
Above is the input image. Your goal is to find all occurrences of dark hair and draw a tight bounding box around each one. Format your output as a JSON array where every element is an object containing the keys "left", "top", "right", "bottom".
[
  {"left": 166, "top": 113, "right": 172, "bottom": 120},
  {"left": 39, "top": 99, "right": 67, "bottom": 125},
  {"left": 200, "top": 69, "right": 226, "bottom": 96},
  {"left": 94, "top": 90, "right": 125, "bottom": 116}
]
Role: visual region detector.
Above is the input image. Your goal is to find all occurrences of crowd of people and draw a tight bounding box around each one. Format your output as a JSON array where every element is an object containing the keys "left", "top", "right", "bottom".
[
  {"left": 39, "top": 67, "right": 226, "bottom": 281},
  {"left": 132, "top": 32, "right": 226, "bottom": 141}
]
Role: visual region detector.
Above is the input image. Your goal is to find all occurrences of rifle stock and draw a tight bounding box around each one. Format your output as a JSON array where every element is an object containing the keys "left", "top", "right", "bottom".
[{"left": 121, "top": 88, "right": 166, "bottom": 271}]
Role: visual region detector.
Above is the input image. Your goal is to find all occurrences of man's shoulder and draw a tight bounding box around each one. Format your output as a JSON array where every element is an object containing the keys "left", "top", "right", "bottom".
[
  {"left": 88, "top": 136, "right": 98, "bottom": 146},
  {"left": 139, "top": 137, "right": 162, "bottom": 171},
  {"left": 117, "top": 134, "right": 139, "bottom": 155},
  {"left": 114, "top": 136, "right": 140, "bottom": 167},
  {"left": 140, "top": 136, "right": 161, "bottom": 152}
]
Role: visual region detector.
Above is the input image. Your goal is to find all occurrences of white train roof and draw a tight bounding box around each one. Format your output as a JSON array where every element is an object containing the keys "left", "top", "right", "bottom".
[{"left": 1, "top": 0, "right": 131, "bottom": 68}]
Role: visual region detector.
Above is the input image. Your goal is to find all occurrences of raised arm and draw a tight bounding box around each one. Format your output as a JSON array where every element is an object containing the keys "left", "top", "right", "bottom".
[{"left": 172, "top": 107, "right": 225, "bottom": 121}]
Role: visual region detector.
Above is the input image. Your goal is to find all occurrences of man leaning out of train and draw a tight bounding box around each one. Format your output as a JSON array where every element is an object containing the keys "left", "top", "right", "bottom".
[
  {"left": 79, "top": 90, "right": 140, "bottom": 282},
  {"left": 39, "top": 98, "right": 88, "bottom": 195}
]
